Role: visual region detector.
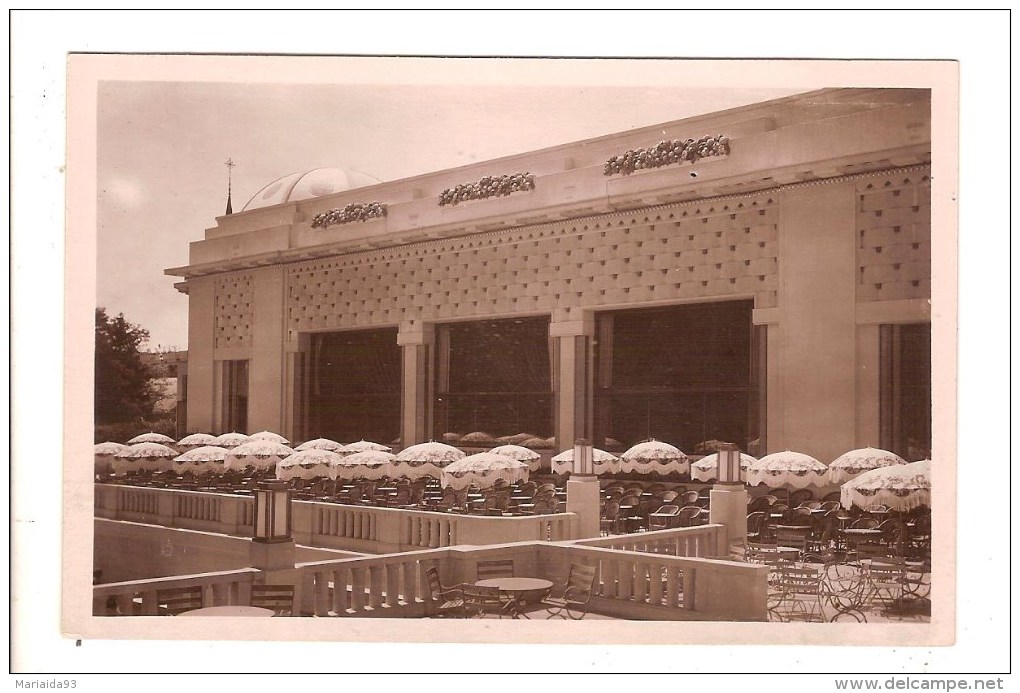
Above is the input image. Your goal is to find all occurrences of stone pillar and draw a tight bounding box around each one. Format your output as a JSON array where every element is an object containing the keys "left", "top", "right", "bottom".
[
  {"left": 709, "top": 483, "right": 749, "bottom": 548},
  {"left": 247, "top": 266, "right": 287, "bottom": 434},
  {"left": 184, "top": 277, "right": 216, "bottom": 433},
  {"left": 550, "top": 315, "right": 594, "bottom": 451},
  {"left": 566, "top": 475, "right": 601, "bottom": 539},
  {"left": 283, "top": 333, "right": 311, "bottom": 445},
  {"left": 770, "top": 182, "right": 858, "bottom": 462},
  {"left": 397, "top": 322, "right": 435, "bottom": 448}
]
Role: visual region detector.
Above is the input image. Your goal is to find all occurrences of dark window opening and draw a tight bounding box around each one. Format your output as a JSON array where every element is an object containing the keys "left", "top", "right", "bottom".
[
  {"left": 308, "top": 329, "right": 401, "bottom": 445},
  {"left": 593, "top": 301, "right": 763, "bottom": 454},
  {"left": 880, "top": 323, "right": 932, "bottom": 461},
  {"left": 434, "top": 317, "right": 553, "bottom": 442},
  {"left": 222, "top": 360, "right": 248, "bottom": 434}
]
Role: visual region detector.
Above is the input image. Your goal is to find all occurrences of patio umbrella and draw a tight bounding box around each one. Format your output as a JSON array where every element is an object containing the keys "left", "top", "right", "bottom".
[
  {"left": 550, "top": 447, "right": 620, "bottom": 476},
  {"left": 212, "top": 432, "right": 251, "bottom": 448},
  {"left": 172, "top": 445, "right": 231, "bottom": 475},
  {"left": 329, "top": 450, "right": 397, "bottom": 481},
  {"left": 176, "top": 433, "right": 218, "bottom": 450},
  {"left": 249, "top": 430, "right": 291, "bottom": 445},
  {"left": 840, "top": 459, "right": 931, "bottom": 512},
  {"left": 393, "top": 441, "right": 465, "bottom": 480},
  {"left": 691, "top": 452, "right": 757, "bottom": 482},
  {"left": 294, "top": 438, "right": 346, "bottom": 453},
  {"left": 489, "top": 444, "right": 542, "bottom": 472},
  {"left": 225, "top": 440, "right": 296, "bottom": 471},
  {"left": 441, "top": 452, "right": 530, "bottom": 490},
  {"left": 342, "top": 440, "right": 392, "bottom": 454},
  {"left": 827, "top": 447, "right": 907, "bottom": 485},
  {"left": 94, "top": 442, "right": 127, "bottom": 477},
  {"left": 619, "top": 440, "right": 690, "bottom": 476},
  {"left": 745, "top": 450, "right": 829, "bottom": 489},
  {"left": 127, "top": 432, "right": 175, "bottom": 445},
  {"left": 276, "top": 448, "right": 344, "bottom": 481},
  {"left": 113, "top": 442, "right": 179, "bottom": 474}
]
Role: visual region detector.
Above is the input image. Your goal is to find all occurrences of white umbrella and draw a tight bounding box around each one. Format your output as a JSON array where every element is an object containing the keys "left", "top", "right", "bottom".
[
  {"left": 489, "top": 444, "right": 542, "bottom": 472},
  {"left": 172, "top": 445, "right": 231, "bottom": 475},
  {"left": 393, "top": 441, "right": 466, "bottom": 480},
  {"left": 94, "top": 442, "right": 127, "bottom": 477},
  {"left": 619, "top": 440, "right": 690, "bottom": 476},
  {"left": 249, "top": 430, "right": 291, "bottom": 445},
  {"left": 550, "top": 448, "right": 620, "bottom": 476},
  {"left": 441, "top": 452, "right": 530, "bottom": 490},
  {"left": 841, "top": 459, "right": 931, "bottom": 512},
  {"left": 745, "top": 451, "right": 829, "bottom": 489},
  {"left": 176, "top": 433, "right": 218, "bottom": 450},
  {"left": 276, "top": 448, "right": 344, "bottom": 481},
  {"left": 329, "top": 450, "right": 397, "bottom": 481},
  {"left": 828, "top": 447, "right": 907, "bottom": 485},
  {"left": 691, "top": 452, "right": 757, "bottom": 482},
  {"left": 294, "top": 438, "right": 346, "bottom": 452},
  {"left": 113, "top": 442, "right": 179, "bottom": 474},
  {"left": 342, "top": 440, "right": 392, "bottom": 454},
  {"left": 225, "top": 440, "right": 296, "bottom": 471},
  {"left": 212, "top": 432, "right": 251, "bottom": 448},
  {"left": 127, "top": 432, "right": 175, "bottom": 445}
]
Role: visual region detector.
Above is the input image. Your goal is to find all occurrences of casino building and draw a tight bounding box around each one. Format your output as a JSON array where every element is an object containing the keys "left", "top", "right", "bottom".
[{"left": 166, "top": 88, "right": 932, "bottom": 465}]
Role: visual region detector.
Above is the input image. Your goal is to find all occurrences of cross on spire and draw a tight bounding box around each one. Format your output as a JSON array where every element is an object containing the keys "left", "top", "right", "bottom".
[{"left": 224, "top": 158, "right": 236, "bottom": 215}]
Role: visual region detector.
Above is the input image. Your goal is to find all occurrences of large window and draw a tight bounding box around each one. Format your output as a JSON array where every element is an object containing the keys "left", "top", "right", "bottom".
[
  {"left": 308, "top": 329, "right": 401, "bottom": 445},
  {"left": 880, "top": 323, "right": 932, "bottom": 461},
  {"left": 434, "top": 317, "right": 553, "bottom": 441},
  {"left": 594, "top": 301, "right": 763, "bottom": 453}
]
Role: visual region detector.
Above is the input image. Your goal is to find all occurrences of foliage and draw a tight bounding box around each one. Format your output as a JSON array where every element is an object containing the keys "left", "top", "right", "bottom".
[{"left": 95, "top": 308, "right": 162, "bottom": 426}]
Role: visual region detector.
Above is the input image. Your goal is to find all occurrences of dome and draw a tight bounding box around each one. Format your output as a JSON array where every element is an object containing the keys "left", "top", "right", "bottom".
[{"left": 242, "top": 167, "right": 382, "bottom": 211}]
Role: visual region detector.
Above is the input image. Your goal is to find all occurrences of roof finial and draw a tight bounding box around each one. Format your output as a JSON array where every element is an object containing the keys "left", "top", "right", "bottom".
[{"left": 224, "top": 157, "right": 236, "bottom": 215}]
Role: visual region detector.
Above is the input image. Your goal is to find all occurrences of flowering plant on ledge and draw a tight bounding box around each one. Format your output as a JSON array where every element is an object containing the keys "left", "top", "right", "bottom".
[
  {"left": 311, "top": 202, "right": 388, "bottom": 229},
  {"left": 604, "top": 135, "right": 729, "bottom": 176},
  {"left": 438, "top": 173, "right": 536, "bottom": 207}
]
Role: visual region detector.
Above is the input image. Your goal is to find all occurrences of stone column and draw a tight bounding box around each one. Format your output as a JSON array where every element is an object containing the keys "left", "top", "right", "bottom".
[
  {"left": 550, "top": 314, "right": 594, "bottom": 451},
  {"left": 397, "top": 322, "right": 435, "bottom": 448},
  {"left": 769, "top": 181, "right": 858, "bottom": 462},
  {"left": 247, "top": 266, "right": 287, "bottom": 434},
  {"left": 283, "top": 333, "right": 310, "bottom": 445},
  {"left": 184, "top": 277, "right": 216, "bottom": 433}
]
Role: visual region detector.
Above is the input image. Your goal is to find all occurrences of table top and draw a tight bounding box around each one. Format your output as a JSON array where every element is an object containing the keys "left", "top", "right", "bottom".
[
  {"left": 177, "top": 606, "right": 275, "bottom": 617},
  {"left": 843, "top": 528, "right": 883, "bottom": 535},
  {"left": 475, "top": 577, "right": 554, "bottom": 593}
]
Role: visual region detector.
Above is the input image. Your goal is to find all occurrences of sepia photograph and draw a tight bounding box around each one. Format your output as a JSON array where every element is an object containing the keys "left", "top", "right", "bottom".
[{"left": 10, "top": 9, "right": 1011, "bottom": 682}]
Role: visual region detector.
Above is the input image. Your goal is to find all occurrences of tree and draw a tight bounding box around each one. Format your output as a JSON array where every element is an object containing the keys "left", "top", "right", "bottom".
[{"left": 95, "top": 308, "right": 162, "bottom": 425}]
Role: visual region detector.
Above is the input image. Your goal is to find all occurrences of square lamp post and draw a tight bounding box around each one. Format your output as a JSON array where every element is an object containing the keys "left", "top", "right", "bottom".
[
  {"left": 567, "top": 438, "right": 600, "bottom": 539},
  {"left": 710, "top": 443, "right": 748, "bottom": 549},
  {"left": 716, "top": 443, "right": 743, "bottom": 485},
  {"left": 572, "top": 438, "right": 595, "bottom": 476},
  {"left": 253, "top": 479, "right": 292, "bottom": 544}
]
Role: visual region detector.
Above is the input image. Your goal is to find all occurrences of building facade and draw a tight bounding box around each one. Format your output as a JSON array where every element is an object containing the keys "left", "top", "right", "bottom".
[{"left": 167, "top": 88, "right": 932, "bottom": 464}]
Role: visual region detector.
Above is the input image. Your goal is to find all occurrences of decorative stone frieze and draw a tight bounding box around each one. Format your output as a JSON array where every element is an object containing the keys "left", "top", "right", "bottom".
[
  {"left": 438, "top": 173, "right": 536, "bottom": 207},
  {"left": 604, "top": 135, "right": 729, "bottom": 176},
  {"left": 311, "top": 202, "right": 388, "bottom": 229}
]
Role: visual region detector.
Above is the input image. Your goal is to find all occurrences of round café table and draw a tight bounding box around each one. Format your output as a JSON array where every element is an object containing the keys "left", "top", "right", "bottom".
[
  {"left": 474, "top": 577, "right": 553, "bottom": 619},
  {"left": 177, "top": 606, "right": 275, "bottom": 617}
]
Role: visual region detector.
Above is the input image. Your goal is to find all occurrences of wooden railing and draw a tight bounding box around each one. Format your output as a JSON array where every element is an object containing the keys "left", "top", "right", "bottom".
[
  {"left": 573, "top": 524, "right": 729, "bottom": 558},
  {"left": 92, "top": 568, "right": 261, "bottom": 616}
]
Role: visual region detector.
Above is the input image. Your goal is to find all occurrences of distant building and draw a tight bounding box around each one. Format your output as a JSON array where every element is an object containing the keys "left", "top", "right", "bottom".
[
  {"left": 139, "top": 350, "right": 188, "bottom": 431},
  {"left": 166, "top": 88, "right": 932, "bottom": 463}
]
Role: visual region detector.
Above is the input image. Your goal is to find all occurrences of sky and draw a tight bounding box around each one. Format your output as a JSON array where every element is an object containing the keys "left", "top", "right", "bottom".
[{"left": 96, "top": 70, "right": 805, "bottom": 349}]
